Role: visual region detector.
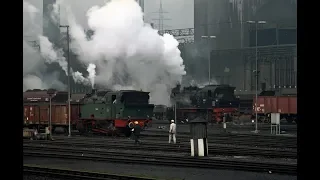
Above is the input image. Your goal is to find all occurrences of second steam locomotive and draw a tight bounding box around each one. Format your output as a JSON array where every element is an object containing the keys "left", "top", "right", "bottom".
[{"left": 168, "top": 84, "right": 240, "bottom": 123}]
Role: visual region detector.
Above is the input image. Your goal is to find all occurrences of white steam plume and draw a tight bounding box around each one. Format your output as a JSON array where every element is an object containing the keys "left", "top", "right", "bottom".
[
  {"left": 87, "top": 63, "right": 96, "bottom": 88},
  {"left": 38, "top": 35, "right": 91, "bottom": 86},
  {"left": 66, "top": 0, "right": 186, "bottom": 106},
  {"left": 23, "top": 0, "right": 66, "bottom": 91},
  {"left": 38, "top": 35, "right": 68, "bottom": 73}
]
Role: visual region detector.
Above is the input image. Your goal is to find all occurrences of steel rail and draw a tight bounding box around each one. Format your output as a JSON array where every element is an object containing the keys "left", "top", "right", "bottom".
[
  {"left": 24, "top": 165, "right": 157, "bottom": 180},
  {"left": 24, "top": 140, "right": 297, "bottom": 159},
  {"left": 23, "top": 149, "right": 297, "bottom": 175},
  {"left": 49, "top": 134, "right": 297, "bottom": 149}
]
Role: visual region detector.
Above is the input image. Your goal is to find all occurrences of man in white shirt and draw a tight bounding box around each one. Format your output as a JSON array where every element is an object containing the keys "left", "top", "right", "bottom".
[{"left": 169, "top": 119, "right": 176, "bottom": 144}]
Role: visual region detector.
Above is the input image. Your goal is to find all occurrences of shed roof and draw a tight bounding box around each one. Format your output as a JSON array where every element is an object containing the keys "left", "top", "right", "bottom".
[{"left": 189, "top": 117, "right": 208, "bottom": 123}]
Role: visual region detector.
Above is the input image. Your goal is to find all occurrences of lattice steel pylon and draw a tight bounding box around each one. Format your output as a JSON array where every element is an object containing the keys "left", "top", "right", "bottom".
[{"left": 152, "top": 0, "right": 171, "bottom": 31}]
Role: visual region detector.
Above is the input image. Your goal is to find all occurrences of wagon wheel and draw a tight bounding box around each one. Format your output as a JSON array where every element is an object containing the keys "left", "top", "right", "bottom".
[
  {"left": 207, "top": 111, "right": 213, "bottom": 123},
  {"left": 63, "top": 127, "right": 69, "bottom": 135},
  {"left": 286, "top": 118, "right": 293, "bottom": 124},
  {"left": 258, "top": 116, "right": 267, "bottom": 123},
  {"left": 264, "top": 117, "right": 271, "bottom": 124}
]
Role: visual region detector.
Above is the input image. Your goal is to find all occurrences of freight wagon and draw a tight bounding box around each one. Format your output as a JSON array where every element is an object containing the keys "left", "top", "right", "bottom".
[
  {"left": 253, "top": 96, "right": 297, "bottom": 123},
  {"left": 23, "top": 90, "right": 84, "bottom": 133}
]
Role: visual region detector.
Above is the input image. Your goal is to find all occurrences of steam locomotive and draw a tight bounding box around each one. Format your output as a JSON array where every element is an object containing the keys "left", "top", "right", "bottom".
[
  {"left": 77, "top": 89, "right": 154, "bottom": 136},
  {"left": 170, "top": 84, "right": 240, "bottom": 123}
]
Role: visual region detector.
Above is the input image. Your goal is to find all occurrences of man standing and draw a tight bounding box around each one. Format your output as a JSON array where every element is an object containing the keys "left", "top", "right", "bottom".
[
  {"left": 169, "top": 119, "right": 176, "bottom": 144},
  {"left": 132, "top": 121, "right": 141, "bottom": 145}
]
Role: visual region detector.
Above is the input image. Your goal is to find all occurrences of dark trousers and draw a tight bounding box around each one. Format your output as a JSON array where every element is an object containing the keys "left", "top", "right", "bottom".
[{"left": 134, "top": 134, "right": 140, "bottom": 144}]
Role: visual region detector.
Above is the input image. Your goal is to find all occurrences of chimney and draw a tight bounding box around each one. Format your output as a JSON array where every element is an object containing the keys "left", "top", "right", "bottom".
[{"left": 91, "top": 89, "right": 97, "bottom": 95}]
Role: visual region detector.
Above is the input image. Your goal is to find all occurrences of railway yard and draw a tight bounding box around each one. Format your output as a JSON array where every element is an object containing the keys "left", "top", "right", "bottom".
[
  {"left": 24, "top": 123, "right": 297, "bottom": 180},
  {"left": 23, "top": 0, "right": 298, "bottom": 179},
  {"left": 23, "top": 87, "right": 297, "bottom": 179}
]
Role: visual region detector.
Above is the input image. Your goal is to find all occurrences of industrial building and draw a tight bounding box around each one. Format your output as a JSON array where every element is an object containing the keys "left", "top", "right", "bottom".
[{"left": 192, "top": 0, "right": 297, "bottom": 93}]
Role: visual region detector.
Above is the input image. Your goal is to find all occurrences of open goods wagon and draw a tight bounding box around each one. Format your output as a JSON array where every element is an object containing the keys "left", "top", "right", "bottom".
[
  {"left": 23, "top": 90, "right": 85, "bottom": 133},
  {"left": 253, "top": 96, "right": 297, "bottom": 123}
]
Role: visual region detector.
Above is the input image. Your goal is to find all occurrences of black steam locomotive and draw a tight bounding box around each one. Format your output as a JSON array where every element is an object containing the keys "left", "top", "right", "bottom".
[{"left": 169, "top": 84, "right": 240, "bottom": 122}]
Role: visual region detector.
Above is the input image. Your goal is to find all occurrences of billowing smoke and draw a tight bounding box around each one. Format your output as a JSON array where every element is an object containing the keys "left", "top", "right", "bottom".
[
  {"left": 65, "top": 0, "right": 186, "bottom": 106},
  {"left": 38, "top": 35, "right": 68, "bottom": 74},
  {"left": 23, "top": 75, "right": 46, "bottom": 91},
  {"left": 23, "top": 73, "right": 67, "bottom": 92},
  {"left": 23, "top": 40, "right": 43, "bottom": 76},
  {"left": 23, "top": 0, "right": 71, "bottom": 91},
  {"left": 38, "top": 35, "right": 93, "bottom": 86}
]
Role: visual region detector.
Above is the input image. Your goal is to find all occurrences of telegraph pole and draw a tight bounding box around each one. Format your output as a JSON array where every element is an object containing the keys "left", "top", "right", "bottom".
[
  {"left": 59, "top": 25, "right": 71, "bottom": 137},
  {"left": 247, "top": 20, "right": 267, "bottom": 133}
]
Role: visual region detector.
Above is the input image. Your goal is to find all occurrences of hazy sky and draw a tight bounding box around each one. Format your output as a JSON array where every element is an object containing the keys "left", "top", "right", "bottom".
[{"left": 25, "top": 0, "right": 194, "bottom": 33}]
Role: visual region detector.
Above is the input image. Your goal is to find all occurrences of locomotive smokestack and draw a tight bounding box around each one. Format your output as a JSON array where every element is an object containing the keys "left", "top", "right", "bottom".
[{"left": 91, "top": 88, "right": 97, "bottom": 95}]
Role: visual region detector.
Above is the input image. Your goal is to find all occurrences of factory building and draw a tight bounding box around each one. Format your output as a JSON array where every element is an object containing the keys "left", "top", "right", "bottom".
[{"left": 193, "top": 0, "right": 297, "bottom": 92}]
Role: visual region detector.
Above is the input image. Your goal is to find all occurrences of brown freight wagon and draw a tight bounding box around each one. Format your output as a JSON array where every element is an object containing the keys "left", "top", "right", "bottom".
[
  {"left": 23, "top": 90, "right": 50, "bottom": 128},
  {"left": 23, "top": 90, "right": 85, "bottom": 133},
  {"left": 253, "top": 96, "right": 297, "bottom": 123},
  {"left": 70, "top": 93, "right": 86, "bottom": 123}
]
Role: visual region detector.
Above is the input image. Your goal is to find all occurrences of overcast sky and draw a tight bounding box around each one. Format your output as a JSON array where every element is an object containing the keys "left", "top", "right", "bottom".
[{"left": 25, "top": 0, "right": 194, "bottom": 32}]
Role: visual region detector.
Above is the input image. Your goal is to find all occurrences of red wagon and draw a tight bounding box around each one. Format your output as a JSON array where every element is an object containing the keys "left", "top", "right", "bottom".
[{"left": 253, "top": 96, "right": 297, "bottom": 123}]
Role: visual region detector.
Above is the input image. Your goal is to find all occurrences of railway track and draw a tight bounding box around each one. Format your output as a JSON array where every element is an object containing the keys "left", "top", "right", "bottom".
[
  {"left": 23, "top": 140, "right": 297, "bottom": 159},
  {"left": 144, "top": 129, "right": 297, "bottom": 139},
  {"left": 51, "top": 132, "right": 297, "bottom": 149},
  {"left": 142, "top": 132, "right": 297, "bottom": 148},
  {"left": 24, "top": 164, "right": 156, "bottom": 180},
  {"left": 23, "top": 146, "right": 297, "bottom": 175},
  {"left": 153, "top": 122, "right": 297, "bottom": 129}
]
